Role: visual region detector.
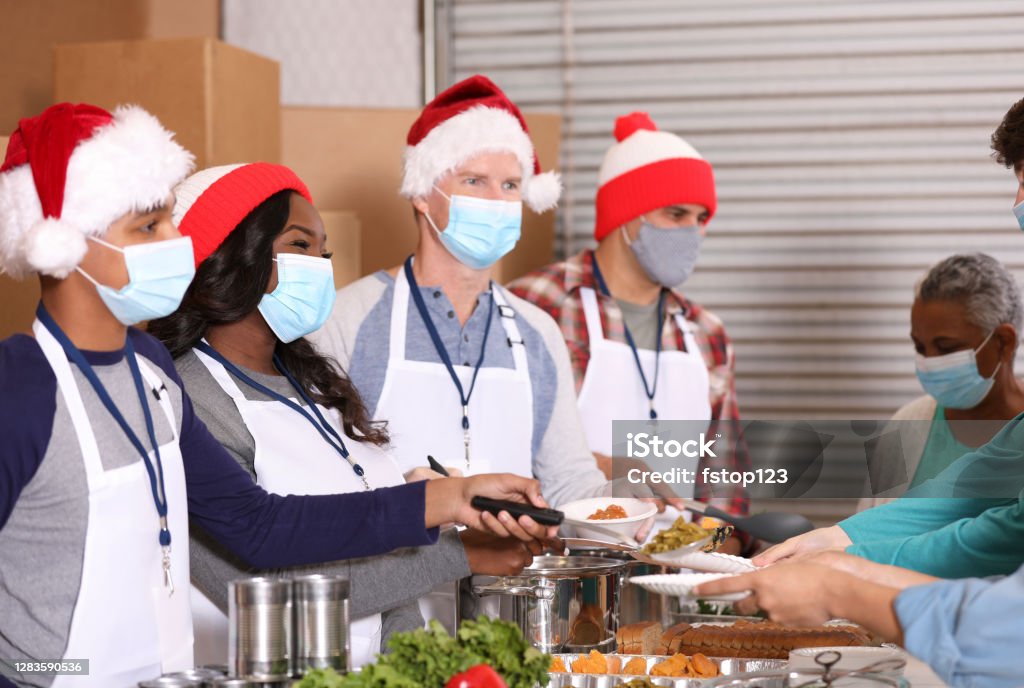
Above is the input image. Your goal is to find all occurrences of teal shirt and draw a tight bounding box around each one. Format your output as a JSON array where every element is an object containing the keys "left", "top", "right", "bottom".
[
  {"left": 839, "top": 414, "right": 1024, "bottom": 578},
  {"left": 909, "top": 405, "right": 974, "bottom": 489}
]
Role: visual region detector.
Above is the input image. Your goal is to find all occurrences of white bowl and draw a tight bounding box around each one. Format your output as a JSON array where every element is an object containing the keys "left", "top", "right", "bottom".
[
  {"left": 560, "top": 497, "right": 658, "bottom": 544},
  {"left": 788, "top": 646, "right": 907, "bottom": 677}
]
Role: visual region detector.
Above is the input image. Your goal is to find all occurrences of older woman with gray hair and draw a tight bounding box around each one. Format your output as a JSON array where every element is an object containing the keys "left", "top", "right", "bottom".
[
  {"left": 857, "top": 253, "right": 1024, "bottom": 510},
  {"left": 754, "top": 252, "right": 1024, "bottom": 579}
]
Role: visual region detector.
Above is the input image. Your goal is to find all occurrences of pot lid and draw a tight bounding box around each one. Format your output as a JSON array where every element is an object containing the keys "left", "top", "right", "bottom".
[{"left": 524, "top": 555, "right": 627, "bottom": 576}]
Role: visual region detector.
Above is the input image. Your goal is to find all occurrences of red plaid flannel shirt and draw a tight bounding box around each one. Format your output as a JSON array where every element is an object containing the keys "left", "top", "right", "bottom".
[{"left": 509, "top": 249, "right": 750, "bottom": 517}]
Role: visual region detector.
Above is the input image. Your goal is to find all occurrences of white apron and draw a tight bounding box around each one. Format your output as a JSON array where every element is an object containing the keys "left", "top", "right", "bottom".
[
  {"left": 189, "top": 347, "right": 407, "bottom": 669},
  {"left": 33, "top": 320, "right": 193, "bottom": 688},
  {"left": 374, "top": 269, "right": 534, "bottom": 631},
  {"left": 576, "top": 287, "right": 712, "bottom": 529}
]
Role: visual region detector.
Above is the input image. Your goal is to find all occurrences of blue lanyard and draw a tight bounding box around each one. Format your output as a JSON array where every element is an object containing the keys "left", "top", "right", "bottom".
[
  {"left": 403, "top": 255, "right": 494, "bottom": 466},
  {"left": 193, "top": 341, "right": 369, "bottom": 490},
  {"left": 36, "top": 304, "right": 174, "bottom": 581},
  {"left": 590, "top": 252, "right": 666, "bottom": 420}
]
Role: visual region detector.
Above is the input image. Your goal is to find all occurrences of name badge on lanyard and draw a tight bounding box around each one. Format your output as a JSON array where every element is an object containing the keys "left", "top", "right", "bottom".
[
  {"left": 36, "top": 304, "right": 176, "bottom": 594},
  {"left": 403, "top": 256, "right": 495, "bottom": 468}
]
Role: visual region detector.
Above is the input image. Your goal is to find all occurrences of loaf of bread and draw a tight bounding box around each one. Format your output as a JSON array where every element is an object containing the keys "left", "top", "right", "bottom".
[
  {"left": 616, "top": 621, "right": 663, "bottom": 655},
  {"left": 666, "top": 620, "right": 871, "bottom": 660},
  {"left": 656, "top": 623, "right": 693, "bottom": 655}
]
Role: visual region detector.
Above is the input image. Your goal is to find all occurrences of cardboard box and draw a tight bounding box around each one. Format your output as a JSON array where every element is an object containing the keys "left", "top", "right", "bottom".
[
  {"left": 0, "top": 134, "right": 39, "bottom": 340},
  {"left": 321, "top": 211, "right": 362, "bottom": 288},
  {"left": 281, "top": 107, "right": 562, "bottom": 283},
  {"left": 0, "top": 0, "right": 220, "bottom": 134},
  {"left": 54, "top": 38, "right": 280, "bottom": 169}
]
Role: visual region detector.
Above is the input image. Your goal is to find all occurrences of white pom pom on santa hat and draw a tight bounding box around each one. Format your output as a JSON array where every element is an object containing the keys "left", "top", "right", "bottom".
[
  {"left": 0, "top": 102, "right": 193, "bottom": 278},
  {"left": 400, "top": 75, "right": 562, "bottom": 214},
  {"left": 21, "top": 218, "right": 88, "bottom": 280}
]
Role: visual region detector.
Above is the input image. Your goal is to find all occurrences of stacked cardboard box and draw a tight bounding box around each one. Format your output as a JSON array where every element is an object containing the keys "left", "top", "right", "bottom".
[
  {"left": 54, "top": 38, "right": 281, "bottom": 169},
  {"left": 0, "top": 0, "right": 219, "bottom": 134}
]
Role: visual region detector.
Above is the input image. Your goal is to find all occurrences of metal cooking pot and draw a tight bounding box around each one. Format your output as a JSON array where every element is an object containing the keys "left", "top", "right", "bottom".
[
  {"left": 568, "top": 545, "right": 670, "bottom": 626},
  {"left": 471, "top": 555, "right": 626, "bottom": 654}
]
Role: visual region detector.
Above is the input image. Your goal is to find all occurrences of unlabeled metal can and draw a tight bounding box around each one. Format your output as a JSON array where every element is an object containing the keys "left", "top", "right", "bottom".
[
  {"left": 229, "top": 577, "right": 293, "bottom": 681},
  {"left": 293, "top": 573, "right": 350, "bottom": 673}
]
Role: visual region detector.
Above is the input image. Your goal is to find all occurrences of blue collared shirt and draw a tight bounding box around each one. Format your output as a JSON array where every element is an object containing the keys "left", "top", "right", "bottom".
[{"left": 896, "top": 564, "right": 1024, "bottom": 687}]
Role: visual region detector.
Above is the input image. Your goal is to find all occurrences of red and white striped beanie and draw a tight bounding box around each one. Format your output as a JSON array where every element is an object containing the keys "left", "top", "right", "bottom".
[
  {"left": 171, "top": 162, "right": 312, "bottom": 267},
  {"left": 594, "top": 112, "right": 716, "bottom": 242}
]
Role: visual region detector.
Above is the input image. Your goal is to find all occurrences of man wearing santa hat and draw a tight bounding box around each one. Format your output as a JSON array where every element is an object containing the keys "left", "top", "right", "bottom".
[
  {"left": 509, "top": 112, "right": 751, "bottom": 552},
  {"left": 316, "top": 75, "right": 612, "bottom": 508},
  {"left": 0, "top": 102, "right": 554, "bottom": 688}
]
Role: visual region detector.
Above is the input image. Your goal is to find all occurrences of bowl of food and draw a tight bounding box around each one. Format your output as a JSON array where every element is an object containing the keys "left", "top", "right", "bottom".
[{"left": 561, "top": 497, "right": 658, "bottom": 543}]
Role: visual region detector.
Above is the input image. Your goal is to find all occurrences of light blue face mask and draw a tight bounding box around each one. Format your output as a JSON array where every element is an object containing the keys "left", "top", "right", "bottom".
[
  {"left": 624, "top": 219, "right": 703, "bottom": 287},
  {"left": 258, "top": 253, "right": 336, "bottom": 343},
  {"left": 1013, "top": 200, "right": 1024, "bottom": 231},
  {"left": 77, "top": 235, "right": 196, "bottom": 325},
  {"left": 425, "top": 188, "right": 522, "bottom": 270},
  {"left": 915, "top": 330, "right": 1002, "bottom": 409}
]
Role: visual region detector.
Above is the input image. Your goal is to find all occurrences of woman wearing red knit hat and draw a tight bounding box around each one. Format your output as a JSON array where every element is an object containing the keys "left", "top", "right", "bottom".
[
  {"left": 0, "top": 105, "right": 554, "bottom": 687},
  {"left": 148, "top": 162, "right": 553, "bottom": 667},
  {"left": 509, "top": 112, "right": 752, "bottom": 554}
]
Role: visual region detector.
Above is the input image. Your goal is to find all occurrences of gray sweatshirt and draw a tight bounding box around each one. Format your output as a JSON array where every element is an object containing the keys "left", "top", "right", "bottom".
[{"left": 174, "top": 350, "right": 471, "bottom": 651}]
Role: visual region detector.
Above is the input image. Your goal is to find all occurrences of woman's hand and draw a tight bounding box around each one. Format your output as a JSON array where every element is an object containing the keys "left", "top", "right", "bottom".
[
  {"left": 425, "top": 474, "right": 559, "bottom": 543},
  {"left": 405, "top": 466, "right": 464, "bottom": 482},
  {"left": 460, "top": 530, "right": 546, "bottom": 576},
  {"left": 752, "top": 525, "right": 851, "bottom": 566}
]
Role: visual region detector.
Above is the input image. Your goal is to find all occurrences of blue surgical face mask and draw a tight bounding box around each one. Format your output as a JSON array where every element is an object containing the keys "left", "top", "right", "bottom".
[
  {"left": 623, "top": 219, "right": 703, "bottom": 287},
  {"left": 77, "top": 235, "right": 196, "bottom": 325},
  {"left": 915, "top": 330, "right": 1002, "bottom": 409},
  {"left": 258, "top": 253, "right": 336, "bottom": 343},
  {"left": 1013, "top": 200, "right": 1024, "bottom": 231},
  {"left": 424, "top": 187, "right": 522, "bottom": 270}
]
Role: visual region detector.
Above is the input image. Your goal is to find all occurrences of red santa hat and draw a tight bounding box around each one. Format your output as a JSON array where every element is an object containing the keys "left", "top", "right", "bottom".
[
  {"left": 594, "top": 111, "right": 716, "bottom": 242},
  {"left": 400, "top": 74, "right": 562, "bottom": 213},
  {"left": 172, "top": 162, "right": 312, "bottom": 266},
  {"left": 0, "top": 102, "right": 194, "bottom": 278}
]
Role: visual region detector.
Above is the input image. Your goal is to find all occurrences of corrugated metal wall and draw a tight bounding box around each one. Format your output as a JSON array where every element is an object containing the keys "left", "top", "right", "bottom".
[{"left": 446, "top": 0, "right": 1024, "bottom": 427}]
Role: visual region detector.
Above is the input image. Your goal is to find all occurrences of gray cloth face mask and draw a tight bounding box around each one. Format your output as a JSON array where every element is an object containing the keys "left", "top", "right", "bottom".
[{"left": 623, "top": 220, "right": 703, "bottom": 287}]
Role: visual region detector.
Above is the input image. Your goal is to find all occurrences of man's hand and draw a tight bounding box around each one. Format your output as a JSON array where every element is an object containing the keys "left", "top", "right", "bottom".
[
  {"left": 694, "top": 563, "right": 845, "bottom": 626},
  {"left": 425, "top": 474, "right": 559, "bottom": 543},
  {"left": 806, "top": 550, "right": 939, "bottom": 590},
  {"left": 752, "top": 525, "right": 851, "bottom": 566},
  {"left": 694, "top": 562, "right": 905, "bottom": 643}
]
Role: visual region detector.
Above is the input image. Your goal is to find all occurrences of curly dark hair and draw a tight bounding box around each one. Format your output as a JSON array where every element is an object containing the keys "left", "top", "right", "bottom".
[
  {"left": 991, "top": 96, "right": 1024, "bottom": 169},
  {"left": 149, "top": 189, "right": 388, "bottom": 446}
]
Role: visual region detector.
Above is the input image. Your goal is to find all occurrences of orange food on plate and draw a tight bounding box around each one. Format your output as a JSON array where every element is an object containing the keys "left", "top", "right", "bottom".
[
  {"left": 588, "top": 504, "right": 628, "bottom": 520},
  {"left": 549, "top": 657, "right": 567, "bottom": 673},
  {"left": 651, "top": 653, "right": 692, "bottom": 677},
  {"left": 571, "top": 650, "right": 609, "bottom": 674},
  {"left": 690, "top": 653, "right": 720, "bottom": 678},
  {"left": 621, "top": 657, "right": 648, "bottom": 675}
]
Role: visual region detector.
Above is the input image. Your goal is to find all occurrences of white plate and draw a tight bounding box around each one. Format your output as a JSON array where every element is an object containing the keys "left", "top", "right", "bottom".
[
  {"left": 667, "top": 551, "right": 757, "bottom": 574},
  {"left": 560, "top": 497, "right": 658, "bottom": 544},
  {"left": 629, "top": 573, "right": 750, "bottom": 601}
]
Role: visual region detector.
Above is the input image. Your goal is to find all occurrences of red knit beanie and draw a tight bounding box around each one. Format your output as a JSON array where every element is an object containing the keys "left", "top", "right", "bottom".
[
  {"left": 594, "top": 112, "right": 716, "bottom": 242},
  {"left": 172, "top": 163, "right": 313, "bottom": 266}
]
